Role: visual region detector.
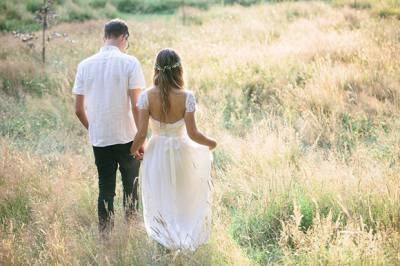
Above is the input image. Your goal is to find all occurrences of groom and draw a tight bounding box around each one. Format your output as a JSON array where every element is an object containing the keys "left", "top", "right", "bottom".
[{"left": 72, "top": 19, "right": 146, "bottom": 234}]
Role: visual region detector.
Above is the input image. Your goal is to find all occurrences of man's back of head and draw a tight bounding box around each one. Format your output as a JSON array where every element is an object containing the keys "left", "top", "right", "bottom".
[{"left": 104, "top": 19, "right": 130, "bottom": 52}]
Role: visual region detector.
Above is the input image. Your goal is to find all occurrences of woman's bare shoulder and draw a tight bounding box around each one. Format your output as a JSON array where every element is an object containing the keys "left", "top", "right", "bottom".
[
  {"left": 147, "top": 87, "right": 162, "bottom": 99},
  {"left": 147, "top": 87, "right": 158, "bottom": 93},
  {"left": 170, "top": 88, "right": 189, "bottom": 96}
]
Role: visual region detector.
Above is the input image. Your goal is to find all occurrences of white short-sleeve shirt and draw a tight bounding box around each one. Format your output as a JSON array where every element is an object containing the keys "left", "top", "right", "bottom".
[{"left": 72, "top": 45, "right": 146, "bottom": 147}]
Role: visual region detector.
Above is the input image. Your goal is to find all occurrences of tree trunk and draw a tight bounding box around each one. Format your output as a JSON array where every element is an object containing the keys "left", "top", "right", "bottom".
[
  {"left": 181, "top": 0, "right": 186, "bottom": 25},
  {"left": 42, "top": 0, "right": 47, "bottom": 64}
]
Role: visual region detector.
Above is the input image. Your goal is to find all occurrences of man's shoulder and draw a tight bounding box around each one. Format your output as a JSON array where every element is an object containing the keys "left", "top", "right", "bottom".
[
  {"left": 119, "top": 53, "right": 141, "bottom": 66},
  {"left": 77, "top": 51, "right": 141, "bottom": 71},
  {"left": 77, "top": 53, "right": 100, "bottom": 69}
]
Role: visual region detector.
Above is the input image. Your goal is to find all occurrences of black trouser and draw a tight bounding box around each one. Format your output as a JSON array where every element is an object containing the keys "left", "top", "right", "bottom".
[{"left": 92, "top": 141, "right": 140, "bottom": 233}]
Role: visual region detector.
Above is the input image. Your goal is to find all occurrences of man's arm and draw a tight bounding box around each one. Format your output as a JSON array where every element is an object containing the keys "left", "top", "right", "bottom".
[
  {"left": 129, "top": 88, "right": 142, "bottom": 128},
  {"left": 75, "top": 94, "right": 89, "bottom": 129},
  {"left": 129, "top": 88, "right": 146, "bottom": 159},
  {"left": 128, "top": 58, "right": 146, "bottom": 126},
  {"left": 130, "top": 108, "right": 149, "bottom": 157}
]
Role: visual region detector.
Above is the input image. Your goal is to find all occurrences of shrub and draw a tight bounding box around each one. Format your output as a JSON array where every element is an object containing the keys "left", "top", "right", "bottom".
[
  {"left": 89, "top": 0, "right": 107, "bottom": 8},
  {"left": 336, "top": 113, "right": 376, "bottom": 155},
  {"left": 116, "top": 0, "right": 212, "bottom": 14},
  {"left": 26, "top": 0, "right": 43, "bottom": 13},
  {"left": 116, "top": 0, "right": 140, "bottom": 13},
  {"left": 350, "top": 0, "right": 372, "bottom": 9},
  {"left": 117, "top": 0, "right": 181, "bottom": 14},
  {"left": 223, "top": 0, "right": 262, "bottom": 6},
  {"left": 378, "top": 7, "right": 400, "bottom": 19},
  {"left": 67, "top": 9, "right": 93, "bottom": 21}
]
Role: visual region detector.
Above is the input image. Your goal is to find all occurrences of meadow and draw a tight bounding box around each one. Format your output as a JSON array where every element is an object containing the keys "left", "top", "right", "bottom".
[{"left": 1, "top": 1, "right": 400, "bottom": 265}]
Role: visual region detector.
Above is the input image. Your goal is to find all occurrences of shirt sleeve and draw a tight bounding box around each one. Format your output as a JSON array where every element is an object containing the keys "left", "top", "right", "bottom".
[
  {"left": 185, "top": 91, "right": 196, "bottom": 113},
  {"left": 72, "top": 63, "right": 85, "bottom": 95},
  {"left": 136, "top": 90, "right": 149, "bottom": 110},
  {"left": 128, "top": 59, "right": 146, "bottom": 90}
]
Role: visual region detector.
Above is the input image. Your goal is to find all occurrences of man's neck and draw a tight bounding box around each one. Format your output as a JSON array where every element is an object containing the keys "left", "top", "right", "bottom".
[{"left": 104, "top": 40, "right": 122, "bottom": 51}]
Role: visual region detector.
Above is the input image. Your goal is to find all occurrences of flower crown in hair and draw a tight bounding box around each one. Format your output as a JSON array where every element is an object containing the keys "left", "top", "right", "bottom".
[{"left": 155, "top": 61, "right": 181, "bottom": 72}]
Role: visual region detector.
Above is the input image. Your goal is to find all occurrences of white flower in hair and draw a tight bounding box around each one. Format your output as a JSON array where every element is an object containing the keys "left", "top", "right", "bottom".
[{"left": 155, "top": 61, "right": 181, "bottom": 72}]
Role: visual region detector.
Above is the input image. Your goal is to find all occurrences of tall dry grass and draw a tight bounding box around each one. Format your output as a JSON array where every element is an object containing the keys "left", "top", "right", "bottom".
[{"left": 0, "top": 1, "right": 399, "bottom": 265}]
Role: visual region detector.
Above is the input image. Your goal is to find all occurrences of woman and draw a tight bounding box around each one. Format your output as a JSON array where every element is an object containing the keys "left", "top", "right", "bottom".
[{"left": 130, "top": 48, "right": 217, "bottom": 251}]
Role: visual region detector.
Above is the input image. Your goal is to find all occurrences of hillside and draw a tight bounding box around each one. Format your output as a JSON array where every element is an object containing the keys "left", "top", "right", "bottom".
[
  {"left": 1, "top": 1, "right": 400, "bottom": 265},
  {"left": 1, "top": 0, "right": 399, "bottom": 32}
]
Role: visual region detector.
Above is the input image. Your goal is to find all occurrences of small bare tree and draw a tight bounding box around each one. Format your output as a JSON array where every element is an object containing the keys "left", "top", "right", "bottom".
[
  {"left": 181, "top": 0, "right": 187, "bottom": 25},
  {"left": 36, "top": 0, "right": 57, "bottom": 64}
]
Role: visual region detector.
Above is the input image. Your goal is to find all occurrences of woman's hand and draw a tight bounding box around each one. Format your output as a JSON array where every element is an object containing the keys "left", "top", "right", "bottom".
[
  {"left": 136, "top": 145, "right": 145, "bottom": 160},
  {"left": 208, "top": 139, "right": 217, "bottom": 150}
]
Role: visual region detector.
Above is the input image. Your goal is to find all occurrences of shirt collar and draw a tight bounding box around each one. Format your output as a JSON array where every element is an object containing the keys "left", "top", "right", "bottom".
[{"left": 100, "top": 45, "right": 121, "bottom": 53}]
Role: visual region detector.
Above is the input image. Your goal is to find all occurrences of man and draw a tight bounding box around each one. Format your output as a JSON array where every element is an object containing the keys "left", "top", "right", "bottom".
[{"left": 72, "top": 19, "right": 146, "bottom": 234}]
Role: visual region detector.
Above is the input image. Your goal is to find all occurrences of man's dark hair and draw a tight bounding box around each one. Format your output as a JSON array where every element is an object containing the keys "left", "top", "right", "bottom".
[{"left": 104, "top": 19, "right": 129, "bottom": 39}]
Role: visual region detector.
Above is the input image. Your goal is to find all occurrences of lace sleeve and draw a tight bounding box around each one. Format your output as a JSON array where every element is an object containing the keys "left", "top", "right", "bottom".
[
  {"left": 136, "top": 90, "right": 149, "bottom": 110},
  {"left": 185, "top": 91, "right": 196, "bottom": 113}
]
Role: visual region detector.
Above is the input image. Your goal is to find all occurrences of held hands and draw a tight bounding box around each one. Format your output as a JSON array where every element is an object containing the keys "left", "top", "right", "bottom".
[{"left": 130, "top": 145, "right": 145, "bottom": 160}]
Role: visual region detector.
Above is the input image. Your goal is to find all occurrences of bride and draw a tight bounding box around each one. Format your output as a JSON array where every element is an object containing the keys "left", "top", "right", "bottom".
[{"left": 130, "top": 48, "right": 217, "bottom": 251}]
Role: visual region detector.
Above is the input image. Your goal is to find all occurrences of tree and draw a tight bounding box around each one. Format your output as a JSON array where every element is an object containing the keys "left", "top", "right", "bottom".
[
  {"left": 36, "top": 0, "right": 57, "bottom": 64},
  {"left": 181, "top": 0, "right": 187, "bottom": 25}
]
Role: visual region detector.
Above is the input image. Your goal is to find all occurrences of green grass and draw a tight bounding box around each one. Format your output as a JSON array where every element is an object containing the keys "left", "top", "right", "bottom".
[
  {"left": 0, "top": 196, "right": 32, "bottom": 227},
  {"left": 229, "top": 188, "right": 350, "bottom": 265},
  {"left": 230, "top": 197, "right": 289, "bottom": 264},
  {"left": 1, "top": 72, "right": 58, "bottom": 97}
]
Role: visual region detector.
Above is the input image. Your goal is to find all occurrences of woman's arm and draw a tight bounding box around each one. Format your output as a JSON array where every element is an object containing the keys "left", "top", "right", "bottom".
[
  {"left": 130, "top": 108, "right": 149, "bottom": 159},
  {"left": 184, "top": 111, "right": 217, "bottom": 150}
]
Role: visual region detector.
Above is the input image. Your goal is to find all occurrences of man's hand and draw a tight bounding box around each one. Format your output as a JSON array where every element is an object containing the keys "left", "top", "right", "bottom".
[{"left": 130, "top": 144, "right": 144, "bottom": 160}]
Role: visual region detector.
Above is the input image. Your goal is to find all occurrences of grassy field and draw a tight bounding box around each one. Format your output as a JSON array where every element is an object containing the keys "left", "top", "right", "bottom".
[{"left": 1, "top": 1, "right": 400, "bottom": 265}]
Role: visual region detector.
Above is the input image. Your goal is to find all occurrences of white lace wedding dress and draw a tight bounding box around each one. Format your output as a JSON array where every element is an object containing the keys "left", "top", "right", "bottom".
[{"left": 136, "top": 90, "right": 213, "bottom": 251}]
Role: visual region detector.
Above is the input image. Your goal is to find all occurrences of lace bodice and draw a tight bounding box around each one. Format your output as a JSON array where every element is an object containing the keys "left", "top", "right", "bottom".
[
  {"left": 136, "top": 89, "right": 197, "bottom": 137},
  {"left": 149, "top": 118, "right": 186, "bottom": 137}
]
